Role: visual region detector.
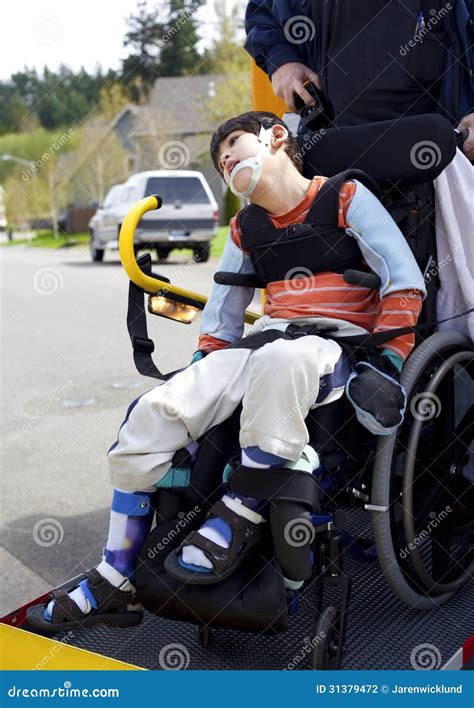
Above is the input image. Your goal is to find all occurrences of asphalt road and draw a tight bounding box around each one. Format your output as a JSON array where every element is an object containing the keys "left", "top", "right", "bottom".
[{"left": 0, "top": 243, "right": 259, "bottom": 615}]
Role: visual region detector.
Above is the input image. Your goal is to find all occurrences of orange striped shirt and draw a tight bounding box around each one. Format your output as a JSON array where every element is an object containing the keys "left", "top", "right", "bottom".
[{"left": 199, "top": 177, "right": 422, "bottom": 359}]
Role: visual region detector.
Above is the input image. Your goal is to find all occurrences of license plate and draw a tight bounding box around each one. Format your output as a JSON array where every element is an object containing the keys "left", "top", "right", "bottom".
[{"left": 169, "top": 230, "right": 187, "bottom": 239}]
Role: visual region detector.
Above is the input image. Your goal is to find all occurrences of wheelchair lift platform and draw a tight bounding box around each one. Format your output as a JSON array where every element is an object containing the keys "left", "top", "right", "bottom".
[{"left": 2, "top": 510, "right": 472, "bottom": 671}]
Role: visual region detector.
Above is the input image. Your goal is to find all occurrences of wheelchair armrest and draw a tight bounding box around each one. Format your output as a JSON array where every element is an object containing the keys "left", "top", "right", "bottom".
[
  {"left": 343, "top": 269, "right": 381, "bottom": 290},
  {"left": 214, "top": 271, "right": 266, "bottom": 289}
]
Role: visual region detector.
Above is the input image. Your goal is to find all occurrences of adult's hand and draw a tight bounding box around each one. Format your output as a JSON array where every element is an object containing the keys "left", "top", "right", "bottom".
[
  {"left": 271, "top": 62, "right": 321, "bottom": 112},
  {"left": 457, "top": 113, "right": 474, "bottom": 161}
]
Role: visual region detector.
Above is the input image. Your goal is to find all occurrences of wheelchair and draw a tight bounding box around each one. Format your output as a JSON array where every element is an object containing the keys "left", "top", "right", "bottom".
[{"left": 119, "top": 113, "right": 473, "bottom": 670}]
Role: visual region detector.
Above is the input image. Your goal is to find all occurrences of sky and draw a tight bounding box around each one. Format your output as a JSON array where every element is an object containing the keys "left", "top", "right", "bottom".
[{"left": 0, "top": 0, "right": 226, "bottom": 80}]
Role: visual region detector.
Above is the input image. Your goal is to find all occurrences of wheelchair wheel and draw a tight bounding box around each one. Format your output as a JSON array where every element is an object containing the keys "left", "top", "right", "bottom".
[
  {"left": 372, "top": 330, "right": 473, "bottom": 609},
  {"left": 311, "top": 606, "right": 342, "bottom": 670}
]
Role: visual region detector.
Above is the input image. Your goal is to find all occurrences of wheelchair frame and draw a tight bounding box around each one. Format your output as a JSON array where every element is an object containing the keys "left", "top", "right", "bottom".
[{"left": 2, "top": 114, "right": 471, "bottom": 672}]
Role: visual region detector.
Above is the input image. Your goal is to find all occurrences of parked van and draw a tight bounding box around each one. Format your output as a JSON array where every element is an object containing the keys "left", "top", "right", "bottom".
[{"left": 88, "top": 171, "right": 218, "bottom": 262}]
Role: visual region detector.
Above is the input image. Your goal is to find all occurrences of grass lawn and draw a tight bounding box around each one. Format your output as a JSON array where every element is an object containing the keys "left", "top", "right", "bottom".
[
  {"left": 1, "top": 230, "right": 90, "bottom": 249},
  {"left": 2, "top": 227, "right": 229, "bottom": 258}
]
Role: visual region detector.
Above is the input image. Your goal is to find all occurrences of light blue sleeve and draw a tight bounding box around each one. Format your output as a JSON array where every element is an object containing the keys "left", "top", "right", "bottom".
[
  {"left": 199, "top": 232, "right": 256, "bottom": 344},
  {"left": 345, "top": 181, "right": 427, "bottom": 299}
]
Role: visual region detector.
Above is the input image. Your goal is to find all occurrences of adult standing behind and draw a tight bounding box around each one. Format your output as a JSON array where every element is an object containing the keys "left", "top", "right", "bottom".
[{"left": 245, "top": 0, "right": 474, "bottom": 158}]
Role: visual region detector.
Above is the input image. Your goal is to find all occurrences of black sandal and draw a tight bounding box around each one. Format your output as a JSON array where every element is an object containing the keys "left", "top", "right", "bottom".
[
  {"left": 164, "top": 500, "right": 264, "bottom": 585},
  {"left": 26, "top": 568, "right": 143, "bottom": 633}
]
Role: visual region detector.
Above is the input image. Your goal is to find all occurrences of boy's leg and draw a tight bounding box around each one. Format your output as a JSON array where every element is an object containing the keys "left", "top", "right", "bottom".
[
  {"left": 108, "top": 347, "right": 255, "bottom": 490},
  {"left": 175, "top": 335, "right": 347, "bottom": 579},
  {"left": 32, "top": 349, "right": 254, "bottom": 628},
  {"left": 45, "top": 486, "right": 156, "bottom": 620},
  {"left": 239, "top": 335, "right": 350, "bottom": 458}
]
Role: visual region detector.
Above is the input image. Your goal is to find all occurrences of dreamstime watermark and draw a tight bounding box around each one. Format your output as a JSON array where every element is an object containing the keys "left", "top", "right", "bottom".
[
  {"left": 157, "top": 1, "right": 201, "bottom": 47},
  {"left": 284, "top": 15, "right": 315, "bottom": 44},
  {"left": 159, "top": 140, "right": 190, "bottom": 169},
  {"left": 410, "top": 642, "right": 442, "bottom": 670},
  {"left": 400, "top": 254, "right": 452, "bottom": 307},
  {"left": 410, "top": 140, "right": 442, "bottom": 170},
  {"left": 284, "top": 517, "right": 316, "bottom": 547},
  {"left": 33, "top": 631, "right": 76, "bottom": 670},
  {"left": 22, "top": 129, "right": 75, "bottom": 181},
  {"left": 32, "top": 518, "right": 65, "bottom": 547},
  {"left": 400, "top": 3, "right": 452, "bottom": 56},
  {"left": 410, "top": 391, "right": 442, "bottom": 421},
  {"left": 399, "top": 506, "right": 452, "bottom": 559},
  {"left": 22, "top": 379, "right": 74, "bottom": 433},
  {"left": 148, "top": 505, "right": 201, "bottom": 558},
  {"left": 33, "top": 267, "right": 64, "bottom": 295},
  {"left": 286, "top": 631, "right": 326, "bottom": 669},
  {"left": 32, "top": 15, "right": 64, "bottom": 45},
  {"left": 273, "top": 380, "right": 323, "bottom": 436},
  {"left": 283, "top": 266, "right": 315, "bottom": 295},
  {"left": 158, "top": 643, "right": 190, "bottom": 670},
  {"left": 8, "top": 682, "right": 119, "bottom": 699},
  {"left": 158, "top": 390, "right": 191, "bottom": 421},
  {"left": 271, "top": 128, "right": 327, "bottom": 185}
]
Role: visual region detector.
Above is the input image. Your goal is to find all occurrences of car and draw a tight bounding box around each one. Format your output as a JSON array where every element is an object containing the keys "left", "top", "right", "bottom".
[
  {"left": 88, "top": 184, "right": 129, "bottom": 262},
  {"left": 88, "top": 171, "right": 219, "bottom": 263}
]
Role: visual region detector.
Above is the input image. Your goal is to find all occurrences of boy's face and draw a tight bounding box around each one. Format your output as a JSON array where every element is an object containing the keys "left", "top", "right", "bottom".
[{"left": 217, "top": 129, "right": 262, "bottom": 189}]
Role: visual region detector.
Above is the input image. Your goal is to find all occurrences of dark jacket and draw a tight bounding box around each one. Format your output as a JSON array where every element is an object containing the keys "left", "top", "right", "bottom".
[{"left": 245, "top": 0, "right": 473, "bottom": 123}]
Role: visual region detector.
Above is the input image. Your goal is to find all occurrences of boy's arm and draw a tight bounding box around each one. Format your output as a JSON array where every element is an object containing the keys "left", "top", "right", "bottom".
[
  {"left": 344, "top": 180, "right": 427, "bottom": 362},
  {"left": 196, "top": 216, "right": 256, "bottom": 354}
]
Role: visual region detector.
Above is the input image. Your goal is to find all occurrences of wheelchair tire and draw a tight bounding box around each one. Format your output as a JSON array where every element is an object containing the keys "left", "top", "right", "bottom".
[
  {"left": 371, "top": 330, "right": 473, "bottom": 609},
  {"left": 311, "top": 606, "right": 342, "bottom": 670}
]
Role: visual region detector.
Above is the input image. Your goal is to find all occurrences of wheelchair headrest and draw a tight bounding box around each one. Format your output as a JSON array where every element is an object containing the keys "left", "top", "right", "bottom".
[{"left": 300, "top": 114, "right": 456, "bottom": 186}]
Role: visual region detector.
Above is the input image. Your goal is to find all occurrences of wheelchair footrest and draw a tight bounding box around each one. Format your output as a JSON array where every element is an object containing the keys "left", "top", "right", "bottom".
[{"left": 135, "top": 521, "right": 289, "bottom": 635}]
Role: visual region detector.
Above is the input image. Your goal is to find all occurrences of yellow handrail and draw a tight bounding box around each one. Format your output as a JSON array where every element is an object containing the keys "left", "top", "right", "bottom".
[{"left": 118, "top": 195, "right": 260, "bottom": 325}]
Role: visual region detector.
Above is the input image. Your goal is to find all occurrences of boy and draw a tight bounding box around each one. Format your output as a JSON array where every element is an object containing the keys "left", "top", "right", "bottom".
[{"left": 28, "top": 112, "right": 426, "bottom": 631}]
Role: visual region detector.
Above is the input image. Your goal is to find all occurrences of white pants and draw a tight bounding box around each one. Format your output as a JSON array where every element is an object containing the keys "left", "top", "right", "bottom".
[{"left": 108, "top": 333, "right": 346, "bottom": 491}]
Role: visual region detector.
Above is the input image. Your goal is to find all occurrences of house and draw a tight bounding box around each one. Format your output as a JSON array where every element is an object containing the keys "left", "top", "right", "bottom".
[{"left": 113, "top": 74, "right": 229, "bottom": 212}]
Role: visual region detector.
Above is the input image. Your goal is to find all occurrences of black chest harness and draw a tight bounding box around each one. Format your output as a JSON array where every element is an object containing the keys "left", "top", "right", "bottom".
[
  {"left": 126, "top": 168, "right": 472, "bottom": 381},
  {"left": 237, "top": 169, "right": 380, "bottom": 286}
]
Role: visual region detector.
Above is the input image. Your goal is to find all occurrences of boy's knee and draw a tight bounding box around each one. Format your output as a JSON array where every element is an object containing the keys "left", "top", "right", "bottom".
[{"left": 253, "top": 340, "right": 305, "bottom": 374}]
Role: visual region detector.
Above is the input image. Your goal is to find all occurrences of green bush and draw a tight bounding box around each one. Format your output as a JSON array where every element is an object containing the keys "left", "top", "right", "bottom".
[{"left": 222, "top": 186, "right": 241, "bottom": 224}]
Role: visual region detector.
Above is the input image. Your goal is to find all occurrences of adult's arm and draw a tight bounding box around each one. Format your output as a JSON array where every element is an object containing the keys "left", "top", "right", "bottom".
[{"left": 244, "top": 0, "right": 310, "bottom": 77}]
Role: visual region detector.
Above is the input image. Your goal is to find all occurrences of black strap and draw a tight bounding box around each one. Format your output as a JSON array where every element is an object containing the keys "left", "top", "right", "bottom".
[
  {"left": 305, "top": 168, "right": 381, "bottom": 227},
  {"left": 239, "top": 168, "right": 380, "bottom": 250},
  {"left": 227, "top": 329, "right": 293, "bottom": 350},
  {"left": 127, "top": 253, "right": 181, "bottom": 380},
  {"left": 225, "top": 309, "right": 474, "bottom": 353},
  {"left": 333, "top": 309, "right": 474, "bottom": 349},
  {"left": 228, "top": 464, "right": 320, "bottom": 509}
]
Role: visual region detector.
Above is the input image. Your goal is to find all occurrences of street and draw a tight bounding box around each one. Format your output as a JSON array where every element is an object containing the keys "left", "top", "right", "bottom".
[{"left": 0, "top": 243, "right": 258, "bottom": 615}]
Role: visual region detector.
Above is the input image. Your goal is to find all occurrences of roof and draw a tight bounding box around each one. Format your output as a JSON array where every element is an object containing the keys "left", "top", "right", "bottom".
[{"left": 116, "top": 74, "right": 226, "bottom": 138}]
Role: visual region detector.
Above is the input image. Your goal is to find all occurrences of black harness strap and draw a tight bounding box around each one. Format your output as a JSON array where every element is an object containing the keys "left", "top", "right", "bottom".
[
  {"left": 237, "top": 169, "right": 381, "bottom": 285},
  {"left": 227, "top": 329, "right": 293, "bottom": 350},
  {"left": 127, "top": 253, "right": 181, "bottom": 381},
  {"left": 228, "top": 464, "right": 320, "bottom": 510},
  {"left": 224, "top": 309, "right": 474, "bottom": 354}
]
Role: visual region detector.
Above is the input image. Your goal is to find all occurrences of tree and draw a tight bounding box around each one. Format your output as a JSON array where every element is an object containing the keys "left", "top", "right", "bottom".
[
  {"left": 0, "top": 65, "right": 119, "bottom": 135},
  {"left": 204, "top": 1, "right": 252, "bottom": 122},
  {"left": 122, "top": 0, "right": 164, "bottom": 101},
  {"left": 223, "top": 185, "right": 241, "bottom": 222},
  {"left": 159, "top": 0, "right": 206, "bottom": 76}
]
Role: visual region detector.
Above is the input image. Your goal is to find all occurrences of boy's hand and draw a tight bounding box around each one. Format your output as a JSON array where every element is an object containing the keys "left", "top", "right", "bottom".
[
  {"left": 457, "top": 113, "right": 474, "bottom": 161},
  {"left": 369, "top": 349, "right": 403, "bottom": 380},
  {"left": 190, "top": 350, "right": 206, "bottom": 365},
  {"left": 271, "top": 62, "right": 320, "bottom": 112}
]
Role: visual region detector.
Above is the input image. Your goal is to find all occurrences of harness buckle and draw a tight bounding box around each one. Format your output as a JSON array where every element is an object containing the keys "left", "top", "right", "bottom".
[
  {"left": 287, "top": 324, "right": 339, "bottom": 339},
  {"left": 132, "top": 336, "right": 155, "bottom": 354}
]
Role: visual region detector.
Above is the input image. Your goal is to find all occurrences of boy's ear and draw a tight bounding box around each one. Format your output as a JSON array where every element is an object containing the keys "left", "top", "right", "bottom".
[{"left": 269, "top": 124, "right": 288, "bottom": 149}]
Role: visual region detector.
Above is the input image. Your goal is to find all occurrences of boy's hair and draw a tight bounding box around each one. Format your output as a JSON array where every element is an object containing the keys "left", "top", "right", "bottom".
[{"left": 210, "top": 111, "right": 303, "bottom": 176}]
